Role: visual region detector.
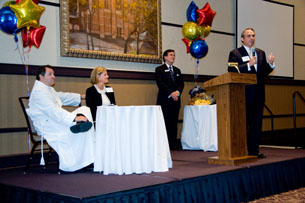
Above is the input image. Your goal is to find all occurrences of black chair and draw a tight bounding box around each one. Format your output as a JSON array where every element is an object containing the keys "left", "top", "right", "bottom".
[{"left": 19, "top": 96, "right": 58, "bottom": 174}]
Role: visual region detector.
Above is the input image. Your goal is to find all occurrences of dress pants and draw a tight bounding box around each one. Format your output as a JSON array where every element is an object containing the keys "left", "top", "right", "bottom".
[
  {"left": 160, "top": 99, "right": 180, "bottom": 150},
  {"left": 246, "top": 101, "right": 264, "bottom": 156}
]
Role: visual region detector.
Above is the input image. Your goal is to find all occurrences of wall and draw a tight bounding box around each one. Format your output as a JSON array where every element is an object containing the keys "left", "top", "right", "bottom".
[
  {"left": 0, "top": 0, "right": 304, "bottom": 77},
  {"left": 0, "top": 0, "right": 305, "bottom": 156},
  {"left": 0, "top": 0, "right": 236, "bottom": 75}
]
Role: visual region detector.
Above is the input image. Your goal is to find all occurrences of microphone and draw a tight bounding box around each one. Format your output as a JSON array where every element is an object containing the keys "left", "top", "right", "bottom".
[
  {"left": 252, "top": 48, "right": 256, "bottom": 57},
  {"left": 251, "top": 48, "right": 257, "bottom": 72}
]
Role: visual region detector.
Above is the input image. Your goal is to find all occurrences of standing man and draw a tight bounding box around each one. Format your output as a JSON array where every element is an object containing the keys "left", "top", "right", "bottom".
[
  {"left": 155, "top": 49, "right": 184, "bottom": 150},
  {"left": 27, "top": 65, "right": 95, "bottom": 172},
  {"left": 228, "top": 28, "right": 275, "bottom": 158}
]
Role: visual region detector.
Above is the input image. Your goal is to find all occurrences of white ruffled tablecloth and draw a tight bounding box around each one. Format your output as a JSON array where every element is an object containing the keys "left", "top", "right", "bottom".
[
  {"left": 94, "top": 105, "right": 172, "bottom": 175},
  {"left": 181, "top": 105, "right": 218, "bottom": 151}
]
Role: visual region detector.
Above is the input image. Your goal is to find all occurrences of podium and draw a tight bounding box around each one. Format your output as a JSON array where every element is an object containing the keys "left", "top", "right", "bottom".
[{"left": 203, "top": 72, "right": 258, "bottom": 165}]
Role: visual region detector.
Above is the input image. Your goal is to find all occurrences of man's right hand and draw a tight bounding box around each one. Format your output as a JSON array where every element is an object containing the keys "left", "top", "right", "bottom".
[
  {"left": 170, "top": 91, "right": 179, "bottom": 102},
  {"left": 249, "top": 56, "right": 257, "bottom": 66}
]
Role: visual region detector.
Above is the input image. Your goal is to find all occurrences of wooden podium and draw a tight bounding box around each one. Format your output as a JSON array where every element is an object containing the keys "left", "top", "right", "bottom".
[{"left": 203, "top": 72, "right": 258, "bottom": 165}]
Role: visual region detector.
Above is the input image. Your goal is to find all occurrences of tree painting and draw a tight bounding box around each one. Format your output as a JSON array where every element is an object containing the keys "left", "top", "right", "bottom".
[{"left": 68, "top": 0, "right": 159, "bottom": 57}]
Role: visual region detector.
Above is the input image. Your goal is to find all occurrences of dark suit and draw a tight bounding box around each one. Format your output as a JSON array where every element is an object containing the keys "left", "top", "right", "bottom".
[
  {"left": 155, "top": 64, "right": 184, "bottom": 149},
  {"left": 228, "top": 46, "right": 274, "bottom": 155},
  {"left": 86, "top": 85, "right": 116, "bottom": 122}
]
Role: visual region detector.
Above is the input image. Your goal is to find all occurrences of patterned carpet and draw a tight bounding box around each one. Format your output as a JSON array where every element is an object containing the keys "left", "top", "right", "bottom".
[{"left": 250, "top": 187, "right": 305, "bottom": 203}]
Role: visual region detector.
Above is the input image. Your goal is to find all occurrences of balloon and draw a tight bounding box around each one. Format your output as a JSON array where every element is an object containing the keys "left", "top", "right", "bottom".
[
  {"left": 9, "top": 0, "right": 45, "bottom": 29},
  {"left": 16, "top": 0, "right": 39, "bottom": 4},
  {"left": 189, "top": 85, "right": 206, "bottom": 98},
  {"left": 182, "top": 22, "right": 200, "bottom": 40},
  {"left": 189, "top": 39, "right": 209, "bottom": 59},
  {"left": 22, "top": 25, "right": 46, "bottom": 48},
  {"left": 198, "top": 25, "right": 211, "bottom": 38},
  {"left": 197, "top": 2, "right": 216, "bottom": 26},
  {"left": 182, "top": 38, "right": 191, "bottom": 53},
  {"left": 0, "top": 6, "right": 18, "bottom": 34},
  {"left": 186, "top": 1, "right": 198, "bottom": 23}
]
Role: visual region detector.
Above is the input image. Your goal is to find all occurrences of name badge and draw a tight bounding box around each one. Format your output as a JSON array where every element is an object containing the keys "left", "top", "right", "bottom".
[
  {"left": 164, "top": 69, "right": 170, "bottom": 72},
  {"left": 105, "top": 87, "right": 114, "bottom": 93},
  {"left": 242, "top": 56, "right": 250, "bottom": 62}
]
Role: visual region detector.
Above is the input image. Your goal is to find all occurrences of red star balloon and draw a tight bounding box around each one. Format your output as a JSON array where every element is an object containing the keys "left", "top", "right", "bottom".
[
  {"left": 197, "top": 2, "right": 216, "bottom": 26},
  {"left": 9, "top": 0, "right": 45, "bottom": 29},
  {"left": 16, "top": 0, "right": 39, "bottom": 4},
  {"left": 182, "top": 38, "right": 191, "bottom": 53},
  {"left": 22, "top": 25, "right": 46, "bottom": 48}
]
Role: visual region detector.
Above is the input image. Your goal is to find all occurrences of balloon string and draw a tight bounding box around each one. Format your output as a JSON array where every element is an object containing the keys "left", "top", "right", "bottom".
[
  {"left": 14, "top": 32, "right": 30, "bottom": 97},
  {"left": 15, "top": 35, "right": 26, "bottom": 68},
  {"left": 24, "top": 46, "right": 31, "bottom": 97},
  {"left": 25, "top": 64, "right": 30, "bottom": 96},
  {"left": 194, "top": 58, "right": 199, "bottom": 85}
]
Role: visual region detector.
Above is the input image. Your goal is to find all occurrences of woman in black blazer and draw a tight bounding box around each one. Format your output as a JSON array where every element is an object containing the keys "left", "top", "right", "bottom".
[{"left": 86, "top": 67, "right": 116, "bottom": 122}]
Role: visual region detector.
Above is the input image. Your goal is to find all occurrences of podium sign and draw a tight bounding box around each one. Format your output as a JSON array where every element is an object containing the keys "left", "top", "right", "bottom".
[{"left": 204, "top": 72, "right": 258, "bottom": 165}]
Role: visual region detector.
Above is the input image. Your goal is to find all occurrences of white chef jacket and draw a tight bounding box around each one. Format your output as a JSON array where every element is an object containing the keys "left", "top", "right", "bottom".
[{"left": 27, "top": 80, "right": 94, "bottom": 172}]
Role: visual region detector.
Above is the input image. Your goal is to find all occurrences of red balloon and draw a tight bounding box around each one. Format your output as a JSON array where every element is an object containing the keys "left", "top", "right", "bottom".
[
  {"left": 22, "top": 25, "right": 46, "bottom": 48},
  {"left": 16, "top": 0, "right": 39, "bottom": 4},
  {"left": 182, "top": 38, "right": 191, "bottom": 53},
  {"left": 197, "top": 2, "right": 216, "bottom": 26}
]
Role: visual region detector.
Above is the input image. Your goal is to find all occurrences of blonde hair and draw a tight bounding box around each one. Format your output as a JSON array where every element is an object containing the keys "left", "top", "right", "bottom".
[{"left": 90, "top": 66, "right": 107, "bottom": 84}]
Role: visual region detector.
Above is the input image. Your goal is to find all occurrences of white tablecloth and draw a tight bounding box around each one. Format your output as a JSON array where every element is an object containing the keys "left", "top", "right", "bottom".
[
  {"left": 181, "top": 105, "right": 218, "bottom": 151},
  {"left": 94, "top": 105, "right": 172, "bottom": 175}
]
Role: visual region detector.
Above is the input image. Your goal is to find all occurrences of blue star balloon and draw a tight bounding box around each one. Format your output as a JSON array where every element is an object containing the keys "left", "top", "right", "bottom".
[{"left": 186, "top": 1, "right": 198, "bottom": 23}]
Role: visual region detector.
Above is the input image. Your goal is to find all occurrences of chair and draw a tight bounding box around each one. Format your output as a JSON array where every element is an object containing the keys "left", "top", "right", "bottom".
[{"left": 19, "top": 96, "right": 57, "bottom": 174}]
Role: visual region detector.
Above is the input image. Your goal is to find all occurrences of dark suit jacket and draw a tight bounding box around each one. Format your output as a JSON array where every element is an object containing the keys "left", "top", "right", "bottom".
[
  {"left": 86, "top": 85, "right": 116, "bottom": 121},
  {"left": 228, "top": 46, "right": 274, "bottom": 104},
  {"left": 155, "top": 64, "right": 184, "bottom": 106}
]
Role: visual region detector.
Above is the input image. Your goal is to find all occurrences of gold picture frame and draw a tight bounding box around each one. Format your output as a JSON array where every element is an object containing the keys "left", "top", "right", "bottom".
[{"left": 60, "top": 0, "right": 162, "bottom": 63}]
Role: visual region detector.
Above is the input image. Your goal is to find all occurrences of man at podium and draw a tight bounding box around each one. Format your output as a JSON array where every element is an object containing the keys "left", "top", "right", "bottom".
[{"left": 228, "top": 27, "right": 275, "bottom": 158}]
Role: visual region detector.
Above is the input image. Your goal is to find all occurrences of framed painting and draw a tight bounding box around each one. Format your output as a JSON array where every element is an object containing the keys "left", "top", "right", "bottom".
[{"left": 60, "top": 0, "right": 162, "bottom": 63}]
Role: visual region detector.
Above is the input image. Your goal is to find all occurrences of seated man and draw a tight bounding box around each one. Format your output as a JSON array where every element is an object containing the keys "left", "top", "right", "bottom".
[{"left": 27, "top": 65, "right": 94, "bottom": 172}]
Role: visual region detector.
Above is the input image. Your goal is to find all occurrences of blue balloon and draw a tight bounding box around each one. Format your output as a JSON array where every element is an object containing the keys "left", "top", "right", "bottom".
[
  {"left": 190, "top": 40, "right": 209, "bottom": 59},
  {"left": 0, "top": 6, "right": 18, "bottom": 35},
  {"left": 186, "top": 1, "right": 198, "bottom": 22}
]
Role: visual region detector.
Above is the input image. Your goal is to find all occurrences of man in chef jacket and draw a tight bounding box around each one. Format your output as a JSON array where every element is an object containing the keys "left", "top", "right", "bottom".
[{"left": 27, "top": 65, "right": 95, "bottom": 172}]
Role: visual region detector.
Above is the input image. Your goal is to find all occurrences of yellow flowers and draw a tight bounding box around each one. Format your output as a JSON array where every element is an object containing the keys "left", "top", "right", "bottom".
[{"left": 189, "top": 98, "right": 211, "bottom": 106}]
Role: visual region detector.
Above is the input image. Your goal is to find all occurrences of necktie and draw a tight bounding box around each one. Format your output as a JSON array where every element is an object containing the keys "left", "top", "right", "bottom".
[
  {"left": 169, "top": 67, "right": 174, "bottom": 81},
  {"left": 250, "top": 66, "right": 256, "bottom": 73}
]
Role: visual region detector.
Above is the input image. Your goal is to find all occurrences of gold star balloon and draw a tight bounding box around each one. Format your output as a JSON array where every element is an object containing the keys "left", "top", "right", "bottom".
[{"left": 9, "top": 0, "right": 45, "bottom": 30}]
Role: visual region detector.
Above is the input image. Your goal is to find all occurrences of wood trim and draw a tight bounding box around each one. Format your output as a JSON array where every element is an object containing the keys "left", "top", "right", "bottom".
[
  {"left": 0, "top": 127, "right": 28, "bottom": 133},
  {"left": 0, "top": 63, "right": 305, "bottom": 85},
  {"left": 2, "top": 113, "right": 304, "bottom": 134},
  {"left": 263, "top": 113, "right": 305, "bottom": 118},
  {"left": 0, "top": 63, "right": 214, "bottom": 82}
]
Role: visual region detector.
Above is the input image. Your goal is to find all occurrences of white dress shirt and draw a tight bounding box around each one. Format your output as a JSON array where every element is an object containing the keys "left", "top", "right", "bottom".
[{"left": 94, "top": 84, "right": 111, "bottom": 105}]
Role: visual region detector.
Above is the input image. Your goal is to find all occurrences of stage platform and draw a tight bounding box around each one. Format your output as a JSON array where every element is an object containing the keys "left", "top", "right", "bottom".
[{"left": 1, "top": 147, "right": 305, "bottom": 202}]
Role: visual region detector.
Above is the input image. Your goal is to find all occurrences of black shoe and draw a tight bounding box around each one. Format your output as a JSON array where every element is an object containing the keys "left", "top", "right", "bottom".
[
  {"left": 84, "top": 163, "right": 94, "bottom": 171},
  {"left": 175, "top": 144, "right": 182, "bottom": 150},
  {"left": 258, "top": 153, "right": 266, "bottom": 159},
  {"left": 70, "top": 121, "right": 92, "bottom": 133}
]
